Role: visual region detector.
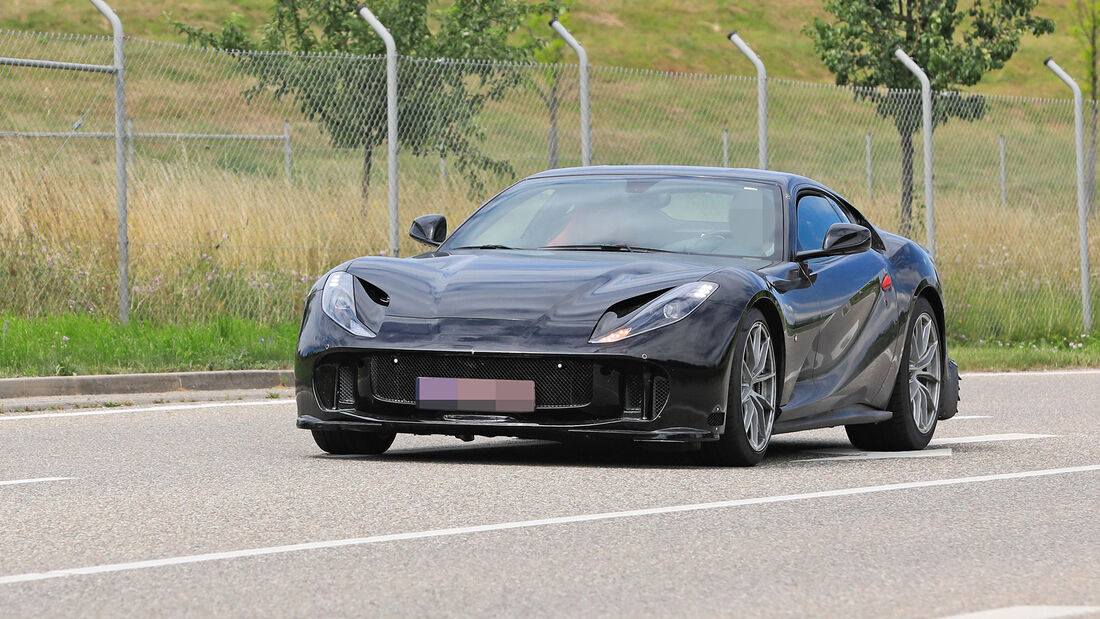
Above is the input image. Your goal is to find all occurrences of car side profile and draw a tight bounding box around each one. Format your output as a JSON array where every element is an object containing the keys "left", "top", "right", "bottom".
[{"left": 295, "top": 166, "right": 959, "bottom": 466}]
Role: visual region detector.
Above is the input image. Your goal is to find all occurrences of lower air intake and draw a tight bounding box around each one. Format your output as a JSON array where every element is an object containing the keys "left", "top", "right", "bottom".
[{"left": 336, "top": 365, "right": 357, "bottom": 408}]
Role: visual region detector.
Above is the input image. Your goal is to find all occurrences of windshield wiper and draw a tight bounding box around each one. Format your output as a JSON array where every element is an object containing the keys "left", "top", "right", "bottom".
[
  {"left": 538, "top": 243, "right": 671, "bottom": 253},
  {"left": 452, "top": 244, "right": 517, "bottom": 250}
]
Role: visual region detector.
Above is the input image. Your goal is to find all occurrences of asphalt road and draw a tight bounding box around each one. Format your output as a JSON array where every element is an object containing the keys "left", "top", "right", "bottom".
[{"left": 1, "top": 371, "right": 1098, "bottom": 618}]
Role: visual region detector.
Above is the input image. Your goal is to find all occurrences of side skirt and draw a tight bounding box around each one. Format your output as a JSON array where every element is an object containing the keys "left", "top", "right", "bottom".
[{"left": 772, "top": 405, "right": 892, "bottom": 434}]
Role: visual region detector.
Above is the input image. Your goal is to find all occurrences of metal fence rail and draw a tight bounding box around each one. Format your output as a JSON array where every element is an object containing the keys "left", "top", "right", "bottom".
[{"left": 0, "top": 21, "right": 1096, "bottom": 341}]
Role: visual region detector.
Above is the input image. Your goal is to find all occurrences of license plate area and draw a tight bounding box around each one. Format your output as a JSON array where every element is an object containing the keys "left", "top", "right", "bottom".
[{"left": 415, "top": 377, "right": 536, "bottom": 413}]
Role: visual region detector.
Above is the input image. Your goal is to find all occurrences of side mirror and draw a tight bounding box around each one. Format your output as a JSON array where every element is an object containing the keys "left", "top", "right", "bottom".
[
  {"left": 796, "top": 223, "right": 872, "bottom": 261},
  {"left": 409, "top": 214, "right": 447, "bottom": 247}
]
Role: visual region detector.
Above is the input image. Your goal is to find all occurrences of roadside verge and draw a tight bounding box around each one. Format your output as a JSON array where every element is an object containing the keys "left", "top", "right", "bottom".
[{"left": 0, "top": 370, "right": 293, "bottom": 400}]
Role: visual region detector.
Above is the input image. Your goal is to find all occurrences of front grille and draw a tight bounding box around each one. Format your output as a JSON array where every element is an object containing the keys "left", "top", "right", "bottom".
[{"left": 368, "top": 353, "right": 593, "bottom": 409}]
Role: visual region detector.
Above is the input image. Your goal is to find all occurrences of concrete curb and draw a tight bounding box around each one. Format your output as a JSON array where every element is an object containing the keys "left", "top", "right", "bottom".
[{"left": 0, "top": 370, "right": 294, "bottom": 399}]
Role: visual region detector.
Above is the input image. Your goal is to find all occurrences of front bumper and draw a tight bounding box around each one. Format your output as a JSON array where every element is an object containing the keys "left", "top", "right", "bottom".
[
  {"left": 296, "top": 414, "right": 714, "bottom": 443},
  {"left": 295, "top": 350, "right": 731, "bottom": 444}
]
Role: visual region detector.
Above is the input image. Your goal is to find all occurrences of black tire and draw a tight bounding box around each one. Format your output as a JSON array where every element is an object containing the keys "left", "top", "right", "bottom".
[
  {"left": 846, "top": 296, "right": 942, "bottom": 451},
  {"left": 700, "top": 308, "right": 778, "bottom": 467},
  {"left": 311, "top": 429, "right": 396, "bottom": 455}
]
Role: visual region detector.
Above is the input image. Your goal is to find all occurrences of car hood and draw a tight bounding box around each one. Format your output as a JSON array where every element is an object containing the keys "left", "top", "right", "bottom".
[{"left": 345, "top": 250, "right": 727, "bottom": 323}]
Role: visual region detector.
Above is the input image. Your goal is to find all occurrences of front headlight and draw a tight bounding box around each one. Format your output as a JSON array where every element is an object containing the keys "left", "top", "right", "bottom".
[
  {"left": 321, "top": 271, "right": 376, "bottom": 338},
  {"left": 590, "top": 281, "right": 718, "bottom": 344}
]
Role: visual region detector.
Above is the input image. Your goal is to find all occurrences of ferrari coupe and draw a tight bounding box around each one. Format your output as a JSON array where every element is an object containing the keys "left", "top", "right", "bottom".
[{"left": 295, "top": 166, "right": 959, "bottom": 466}]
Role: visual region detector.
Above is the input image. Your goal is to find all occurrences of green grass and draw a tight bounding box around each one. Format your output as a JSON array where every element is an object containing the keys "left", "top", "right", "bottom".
[
  {"left": 1, "top": 0, "right": 1087, "bottom": 98},
  {"left": 1, "top": 315, "right": 1096, "bottom": 377},
  {"left": 0, "top": 315, "right": 297, "bottom": 378},
  {"left": 952, "top": 334, "right": 1100, "bottom": 371}
]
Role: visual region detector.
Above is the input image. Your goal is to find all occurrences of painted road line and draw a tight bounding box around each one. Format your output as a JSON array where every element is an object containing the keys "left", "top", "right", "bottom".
[
  {"left": 939, "top": 606, "right": 1100, "bottom": 619},
  {"left": 951, "top": 415, "right": 992, "bottom": 420},
  {"left": 800, "top": 447, "right": 953, "bottom": 462},
  {"left": 798, "top": 433, "right": 1052, "bottom": 463},
  {"left": 0, "top": 399, "right": 292, "bottom": 421},
  {"left": 0, "top": 477, "right": 72, "bottom": 487},
  {"left": 1, "top": 464, "right": 1097, "bottom": 586},
  {"left": 930, "top": 433, "right": 1054, "bottom": 446},
  {"left": 962, "top": 368, "right": 1100, "bottom": 378}
]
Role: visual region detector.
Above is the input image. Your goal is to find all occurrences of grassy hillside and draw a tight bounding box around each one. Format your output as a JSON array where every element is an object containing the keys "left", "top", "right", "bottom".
[{"left": 0, "top": 0, "right": 1088, "bottom": 97}]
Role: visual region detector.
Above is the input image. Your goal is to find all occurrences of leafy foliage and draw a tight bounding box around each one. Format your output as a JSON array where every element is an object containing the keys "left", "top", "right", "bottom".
[
  {"left": 170, "top": 0, "right": 566, "bottom": 196},
  {"left": 804, "top": 0, "right": 1053, "bottom": 234},
  {"left": 1072, "top": 0, "right": 1100, "bottom": 101}
]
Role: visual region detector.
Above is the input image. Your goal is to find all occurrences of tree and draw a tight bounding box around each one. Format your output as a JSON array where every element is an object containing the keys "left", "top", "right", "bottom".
[
  {"left": 1072, "top": 0, "right": 1099, "bottom": 211},
  {"left": 520, "top": 9, "right": 575, "bottom": 169},
  {"left": 170, "top": 0, "right": 565, "bottom": 201},
  {"left": 805, "top": 1, "right": 1053, "bottom": 237}
]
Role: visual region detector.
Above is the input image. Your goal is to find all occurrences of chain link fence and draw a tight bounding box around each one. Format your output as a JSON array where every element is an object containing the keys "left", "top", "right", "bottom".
[{"left": 2, "top": 28, "right": 1097, "bottom": 341}]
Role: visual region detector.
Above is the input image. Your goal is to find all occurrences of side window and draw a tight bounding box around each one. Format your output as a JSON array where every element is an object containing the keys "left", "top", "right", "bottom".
[{"left": 796, "top": 194, "right": 845, "bottom": 252}]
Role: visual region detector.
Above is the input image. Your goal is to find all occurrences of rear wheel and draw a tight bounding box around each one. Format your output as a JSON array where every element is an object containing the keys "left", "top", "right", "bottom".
[
  {"left": 311, "top": 429, "right": 396, "bottom": 455},
  {"left": 846, "top": 296, "right": 942, "bottom": 450},
  {"left": 700, "top": 309, "right": 777, "bottom": 467}
]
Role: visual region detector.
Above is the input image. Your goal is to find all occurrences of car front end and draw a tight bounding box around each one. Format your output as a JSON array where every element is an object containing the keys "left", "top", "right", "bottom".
[{"left": 294, "top": 260, "right": 749, "bottom": 445}]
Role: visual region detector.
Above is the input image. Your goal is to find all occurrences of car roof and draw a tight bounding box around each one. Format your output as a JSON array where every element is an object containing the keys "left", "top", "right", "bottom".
[{"left": 525, "top": 165, "right": 820, "bottom": 194}]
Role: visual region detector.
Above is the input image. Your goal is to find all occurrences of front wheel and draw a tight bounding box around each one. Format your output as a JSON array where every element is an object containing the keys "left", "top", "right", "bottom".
[
  {"left": 311, "top": 429, "right": 396, "bottom": 455},
  {"left": 846, "top": 296, "right": 942, "bottom": 451},
  {"left": 700, "top": 308, "right": 778, "bottom": 467}
]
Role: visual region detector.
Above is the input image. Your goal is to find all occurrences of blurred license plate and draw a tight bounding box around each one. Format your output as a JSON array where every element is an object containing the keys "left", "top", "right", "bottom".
[{"left": 415, "top": 377, "right": 535, "bottom": 413}]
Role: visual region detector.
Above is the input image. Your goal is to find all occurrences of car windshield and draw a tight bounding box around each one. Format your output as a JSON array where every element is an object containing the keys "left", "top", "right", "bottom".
[{"left": 442, "top": 175, "right": 782, "bottom": 259}]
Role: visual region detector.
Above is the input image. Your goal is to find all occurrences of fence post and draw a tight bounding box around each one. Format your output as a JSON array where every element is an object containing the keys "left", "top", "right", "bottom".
[
  {"left": 865, "top": 133, "right": 873, "bottom": 202},
  {"left": 126, "top": 119, "right": 134, "bottom": 167},
  {"left": 283, "top": 121, "right": 292, "bottom": 182},
  {"left": 893, "top": 48, "right": 935, "bottom": 257},
  {"left": 550, "top": 18, "right": 590, "bottom": 166},
  {"left": 999, "top": 135, "right": 1007, "bottom": 210},
  {"left": 727, "top": 32, "right": 767, "bottom": 170},
  {"left": 721, "top": 129, "right": 729, "bottom": 167},
  {"left": 1045, "top": 58, "right": 1092, "bottom": 332},
  {"left": 89, "top": 0, "right": 128, "bottom": 325},
  {"left": 358, "top": 5, "right": 399, "bottom": 258}
]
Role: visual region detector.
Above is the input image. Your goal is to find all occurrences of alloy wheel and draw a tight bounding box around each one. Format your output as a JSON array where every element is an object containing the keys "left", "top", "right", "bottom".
[
  {"left": 908, "top": 313, "right": 942, "bottom": 434},
  {"left": 740, "top": 321, "right": 777, "bottom": 452}
]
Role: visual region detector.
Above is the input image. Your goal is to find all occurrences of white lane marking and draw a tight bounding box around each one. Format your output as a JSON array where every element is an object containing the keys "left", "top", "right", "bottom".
[
  {"left": 930, "top": 433, "right": 1055, "bottom": 446},
  {"left": 0, "top": 399, "right": 292, "bottom": 421},
  {"left": 1, "top": 464, "right": 1096, "bottom": 586},
  {"left": 951, "top": 415, "right": 992, "bottom": 420},
  {"left": 797, "top": 433, "right": 1052, "bottom": 463},
  {"left": 963, "top": 368, "right": 1100, "bottom": 378},
  {"left": 938, "top": 606, "right": 1100, "bottom": 619},
  {"left": 0, "top": 477, "right": 72, "bottom": 487},
  {"left": 800, "top": 447, "right": 953, "bottom": 462}
]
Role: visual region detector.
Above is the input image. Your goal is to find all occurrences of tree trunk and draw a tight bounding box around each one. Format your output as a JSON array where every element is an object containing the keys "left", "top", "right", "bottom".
[
  {"left": 898, "top": 130, "right": 914, "bottom": 238},
  {"left": 361, "top": 145, "right": 373, "bottom": 203},
  {"left": 547, "top": 79, "right": 560, "bottom": 169}
]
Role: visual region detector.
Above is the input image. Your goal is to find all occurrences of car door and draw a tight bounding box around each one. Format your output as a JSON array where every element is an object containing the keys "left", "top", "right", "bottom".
[{"left": 794, "top": 190, "right": 898, "bottom": 413}]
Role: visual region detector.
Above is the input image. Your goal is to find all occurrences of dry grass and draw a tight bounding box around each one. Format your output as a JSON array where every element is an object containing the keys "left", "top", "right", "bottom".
[{"left": 2, "top": 136, "right": 1097, "bottom": 340}]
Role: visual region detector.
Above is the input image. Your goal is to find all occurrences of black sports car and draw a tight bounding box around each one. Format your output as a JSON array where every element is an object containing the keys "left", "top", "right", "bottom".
[{"left": 296, "top": 166, "right": 959, "bottom": 466}]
